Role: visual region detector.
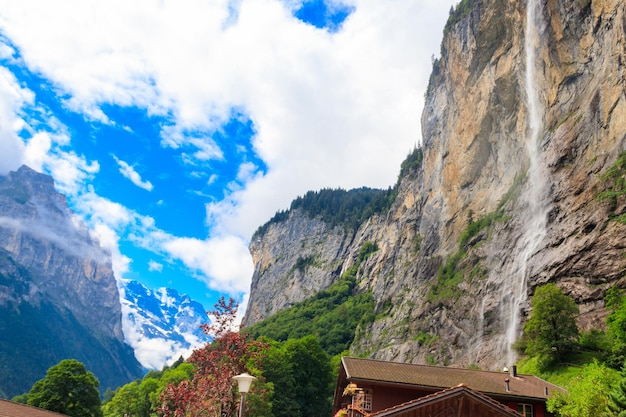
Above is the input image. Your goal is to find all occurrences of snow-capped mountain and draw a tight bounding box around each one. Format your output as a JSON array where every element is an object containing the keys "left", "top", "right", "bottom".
[{"left": 120, "top": 279, "right": 209, "bottom": 369}]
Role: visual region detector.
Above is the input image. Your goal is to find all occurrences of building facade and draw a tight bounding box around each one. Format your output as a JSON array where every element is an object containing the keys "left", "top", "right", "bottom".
[{"left": 333, "top": 357, "right": 563, "bottom": 417}]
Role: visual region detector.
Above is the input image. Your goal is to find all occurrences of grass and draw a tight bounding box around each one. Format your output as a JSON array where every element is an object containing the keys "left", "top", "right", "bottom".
[{"left": 517, "top": 351, "right": 608, "bottom": 388}]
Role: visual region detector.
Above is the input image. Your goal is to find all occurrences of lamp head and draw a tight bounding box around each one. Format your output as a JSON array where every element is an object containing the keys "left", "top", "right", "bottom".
[{"left": 233, "top": 372, "right": 257, "bottom": 394}]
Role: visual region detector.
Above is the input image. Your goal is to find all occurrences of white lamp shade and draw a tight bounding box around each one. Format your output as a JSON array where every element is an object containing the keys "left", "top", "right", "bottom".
[{"left": 233, "top": 372, "right": 257, "bottom": 393}]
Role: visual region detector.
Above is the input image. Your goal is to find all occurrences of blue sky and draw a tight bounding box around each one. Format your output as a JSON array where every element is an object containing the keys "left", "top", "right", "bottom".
[{"left": 0, "top": 0, "right": 455, "bottom": 367}]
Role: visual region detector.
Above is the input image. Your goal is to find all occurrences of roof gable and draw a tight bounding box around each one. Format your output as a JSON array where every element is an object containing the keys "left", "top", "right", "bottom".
[{"left": 371, "top": 385, "right": 525, "bottom": 417}]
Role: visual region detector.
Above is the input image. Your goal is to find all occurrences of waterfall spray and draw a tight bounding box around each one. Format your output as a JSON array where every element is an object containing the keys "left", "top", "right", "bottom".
[{"left": 504, "top": 0, "right": 550, "bottom": 366}]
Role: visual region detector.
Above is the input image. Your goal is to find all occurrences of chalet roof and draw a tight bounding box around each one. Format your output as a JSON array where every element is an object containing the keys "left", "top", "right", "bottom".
[
  {"left": 0, "top": 399, "right": 70, "bottom": 417},
  {"left": 341, "top": 357, "right": 562, "bottom": 401},
  {"left": 370, "top": 384, "right": 524, "bottom": 417}
]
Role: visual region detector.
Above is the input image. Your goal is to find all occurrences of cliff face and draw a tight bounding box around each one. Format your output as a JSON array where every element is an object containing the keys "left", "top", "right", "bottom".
[
  {"left": 244, "top": 0, "right": 626, "bottom": 369},
  {"left": 0, "top": 165, "right": 143, "bottom": 398}
]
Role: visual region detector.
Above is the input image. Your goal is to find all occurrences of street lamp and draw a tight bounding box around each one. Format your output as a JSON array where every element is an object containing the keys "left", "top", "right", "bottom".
[{"left": 233, "top": 372, "right": 257, "bottom": 417}]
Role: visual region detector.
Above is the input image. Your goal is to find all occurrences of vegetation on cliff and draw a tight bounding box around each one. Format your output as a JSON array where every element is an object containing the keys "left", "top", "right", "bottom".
[
  {"left": 252, "top": 187, "right": 394, "bottom": 239},
  {"left": 598, "top": 151, "right": 626, "bottom": 224},
  {"left": 253, "top": 148, "right": 423, "bottom": 239},
  {"left": 443, "top": 0, "right": 475, "bottom": 35},
  {"left": 428, "top": 208, "right": 508, "bottom": 303},
  {"left": 517, "top": 285, "right": 626, "bottom": 417},
  {"left": 245, "top": 273, "right": 372, "bottom": 357},
  {"left": 246, "top": 241, "right": 379, "bottom": 356}
]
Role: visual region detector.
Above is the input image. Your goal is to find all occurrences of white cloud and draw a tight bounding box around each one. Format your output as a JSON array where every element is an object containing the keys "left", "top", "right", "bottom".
[
  {"left": 0, "top": 214, "right": 108, "bottom": 262},
  {"left": 0, "top": 0, "right": 457, "bottom": 229},
  {"left": 91, "top": 222, "right": 131, "bottom": 279},
  {"left": 72, "top": 189, "right": 252, "bottom": 294},
  {"left": 112, "top": 155, "right": 154, "bottom": 191},
  {"left": 43, "top": 149, "right": 100, "bottom": 196},
  {"left": 161, "top": 235, "right": 253, "bottom": 293},
  {"left": 148, "top": 260, "right": 163, "bottom": 272},
  {"left": 0, "top": 66, "right": 30, "bottom": 174},
  {"left": 75, "top": 190, "right": 136, "bottom": 229},
  {"left": 0, "top": 0, "right": 454, "bottom": 192}
]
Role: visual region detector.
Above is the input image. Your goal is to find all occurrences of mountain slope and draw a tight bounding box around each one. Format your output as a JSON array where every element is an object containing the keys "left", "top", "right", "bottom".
[
  {"left": 244, "top": 0, "right": 626, "bottom": 369},
  {"left": 0, "top": 165, "right": 143, "bottom": 398}
]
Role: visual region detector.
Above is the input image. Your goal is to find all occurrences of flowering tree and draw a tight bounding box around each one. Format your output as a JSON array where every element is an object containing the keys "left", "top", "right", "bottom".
[{"left": 159, "top": 297, "right": 269, "bottom": 417}]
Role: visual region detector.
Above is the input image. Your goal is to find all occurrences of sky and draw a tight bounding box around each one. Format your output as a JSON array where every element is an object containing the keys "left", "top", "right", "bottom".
[{"left": 0, "top": 0, "right": 456, "bottom": 368}]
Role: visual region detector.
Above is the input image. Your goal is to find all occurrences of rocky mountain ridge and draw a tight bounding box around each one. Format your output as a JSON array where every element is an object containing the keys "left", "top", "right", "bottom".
[
  {"left": 0, "top": 165, "right": 143, "bottom": 397},
  {"left": 0, "top": 166, "right": 210, "bottom": 397},
  {"left": 244, "top": 0, "right": 626, "bottom": 369}
]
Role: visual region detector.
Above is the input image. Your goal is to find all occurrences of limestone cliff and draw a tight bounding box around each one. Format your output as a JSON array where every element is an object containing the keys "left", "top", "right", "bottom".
[
  {"left": 0, "top": 165, "right": 143, "bottom": 398},
  {"left": 244, "top": 0, "right": 626, "bottom": 370}
]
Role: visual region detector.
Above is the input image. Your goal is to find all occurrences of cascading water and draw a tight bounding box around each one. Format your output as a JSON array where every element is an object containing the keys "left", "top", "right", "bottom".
[{"left": 502, "top": 0, "right": 551, "bottom": 366}]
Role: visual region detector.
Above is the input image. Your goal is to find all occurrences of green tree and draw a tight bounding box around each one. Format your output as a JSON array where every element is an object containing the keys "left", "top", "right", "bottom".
[
  {"left": 101, "top": 381, "right": 141, "bottom": 417},
  {"left": 283, "top": 336, "right": 333, "bottom": 417},
  {"left": 608, "top": 366, "right": 626, "bottom": 417},
  {"left": 548, "top": 361, "right": 617, "bottom": 417},
  {"left": 262, "top": 340, "right": 301, "bottom": 417},
  {"left": 605, "top": 287, "right": 626, "bottom": 367},
  {"left": 524, "top": 283, "right": 579, "bottom": 366},
  {"left": 101, "top": 361, "right": 195, "bottom": 417},
  {"left": 27, "top": 359, "right": 102, "bottom": 417},
  {"left": 101, "top": 378, "right": 160, "bottom": 417}
]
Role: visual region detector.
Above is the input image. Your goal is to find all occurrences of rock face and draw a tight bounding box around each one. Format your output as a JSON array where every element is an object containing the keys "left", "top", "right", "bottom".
[
  {"left": 0, "top": 165, "right": 143, "bottom": 398},
  {"left": 244, "top": 0, "right": 626, "bottom": 370},
  {"left": 245, "top": 210, "right": 353, "bottom": 324}
]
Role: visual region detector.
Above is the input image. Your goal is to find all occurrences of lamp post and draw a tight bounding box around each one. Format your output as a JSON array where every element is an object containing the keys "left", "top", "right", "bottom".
[{"left": 233, "top": 372, "right": 257, "bottom": 417}]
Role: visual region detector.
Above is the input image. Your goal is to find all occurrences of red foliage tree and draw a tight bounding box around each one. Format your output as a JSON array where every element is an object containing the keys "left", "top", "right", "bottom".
[{"left": 159, "top": 297, "right": 268, "bottom": 417}]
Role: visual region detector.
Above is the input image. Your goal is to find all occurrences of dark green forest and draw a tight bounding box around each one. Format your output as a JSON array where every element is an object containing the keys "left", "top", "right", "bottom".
[{"left": 253, "top": 148, "right": 423, "bottom": 239}]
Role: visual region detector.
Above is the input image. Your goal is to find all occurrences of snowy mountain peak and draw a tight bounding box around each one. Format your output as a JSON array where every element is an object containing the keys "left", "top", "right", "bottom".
[{"left": 120, "top": 279, "right": 209, "bottom": 369}]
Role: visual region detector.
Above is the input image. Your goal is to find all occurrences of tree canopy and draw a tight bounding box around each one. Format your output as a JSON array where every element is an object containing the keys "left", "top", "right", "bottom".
[
  {"left": 159, "top": 297, "right": 270, "bottom": 417},
  {"left": 262, "top": 336, "right": 333, "bottom": 417},
  {"left": 26, "top": 359, "right": 102, "bottom": 417},
  {"left": 523, "top": 283, "right": 579, "bottom": 366},
  {"left": 547, "top": 361, "right": 618, "bottom": 417}
]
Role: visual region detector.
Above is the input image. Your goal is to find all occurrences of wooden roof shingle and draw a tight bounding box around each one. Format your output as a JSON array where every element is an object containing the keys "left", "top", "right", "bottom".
[
  {"left": 0, "top": 399, "right": 70, "bottom": 417},
  {"left": 341, "top": 356, "right": 563, "bottom": 400}
]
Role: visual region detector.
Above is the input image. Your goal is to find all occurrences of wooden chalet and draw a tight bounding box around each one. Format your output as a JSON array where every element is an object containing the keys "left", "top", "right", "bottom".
[
  {"left": 333, "top": 357, "right": 564, "bottom": 417},
  {"left": 0, "top": 399, "right": 70, "bottom": 417}
]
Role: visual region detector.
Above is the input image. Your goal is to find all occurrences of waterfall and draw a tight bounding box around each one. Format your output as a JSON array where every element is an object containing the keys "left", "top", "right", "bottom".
[{"left": 503, "top": 0, "right": 550, "bottom": 366}]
